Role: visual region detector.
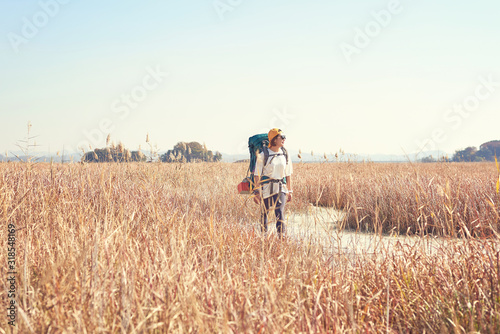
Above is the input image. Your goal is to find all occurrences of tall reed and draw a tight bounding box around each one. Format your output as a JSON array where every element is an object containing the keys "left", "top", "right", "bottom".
[
  {"left": 295, "top": 162, "right": 500, "bottom": 237},
  {"left": 0, "top": 162, "right": 498, "bottom": 332}
]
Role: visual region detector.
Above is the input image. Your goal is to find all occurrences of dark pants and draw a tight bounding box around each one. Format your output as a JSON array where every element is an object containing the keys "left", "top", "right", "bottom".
[{"left": 261, "top": 192, "right": 287, "bottom": 234}]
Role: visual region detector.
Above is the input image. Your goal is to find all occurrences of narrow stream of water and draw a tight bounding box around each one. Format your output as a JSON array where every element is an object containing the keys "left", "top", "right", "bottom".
[{"left": 285, "top": 206, "right": 451, "bottom": 256}]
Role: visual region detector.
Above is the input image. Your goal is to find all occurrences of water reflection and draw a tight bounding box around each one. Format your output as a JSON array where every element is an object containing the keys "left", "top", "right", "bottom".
[{"left": 286, "top": 206, "right": 449, "bottom": 257}]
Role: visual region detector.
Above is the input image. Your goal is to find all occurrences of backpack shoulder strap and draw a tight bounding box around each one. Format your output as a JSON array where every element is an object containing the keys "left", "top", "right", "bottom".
[
  {"left": 282, "top": 147, "right": 288, "bottom": 165},
  {"left": 263, "top": 146, "right": 270, "bottom": 168},
  {"left": 264, "top": 147, "right": 288, "bottom": 168}
]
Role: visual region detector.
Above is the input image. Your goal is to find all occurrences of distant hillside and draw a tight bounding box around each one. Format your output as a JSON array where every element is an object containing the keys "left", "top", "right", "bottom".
[
  {"left": 0, "top": 152, "right": 83, "bottom": 162},
  {"left": 221, "top": 150, "right": 441, "bottom": 163}
]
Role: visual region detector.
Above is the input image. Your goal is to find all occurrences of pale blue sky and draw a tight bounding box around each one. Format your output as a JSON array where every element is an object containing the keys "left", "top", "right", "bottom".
[{"left": 1, "top": 0, "right": 499, "bottom": 157}]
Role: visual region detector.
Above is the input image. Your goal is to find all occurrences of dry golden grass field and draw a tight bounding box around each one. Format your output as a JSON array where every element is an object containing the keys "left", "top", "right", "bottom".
[{"left": 1, "top": 161, "right": 499, "bottom": 333}]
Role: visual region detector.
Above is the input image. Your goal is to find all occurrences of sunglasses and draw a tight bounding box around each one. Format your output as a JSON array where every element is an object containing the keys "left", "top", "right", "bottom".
[{"left": 279, "top": 135, "right": 286, "bottom": 140}]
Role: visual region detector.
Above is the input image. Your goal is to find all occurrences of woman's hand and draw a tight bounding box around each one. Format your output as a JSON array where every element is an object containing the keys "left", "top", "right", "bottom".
[
  {"left": 253, "top": 177, "right": 261, "bottom": 204},
  {"left": 286, "top": 176, "right": 293, "bottom": 203},
  {"left": 253, "top": 191, "right": 261, "bottom": 204}
]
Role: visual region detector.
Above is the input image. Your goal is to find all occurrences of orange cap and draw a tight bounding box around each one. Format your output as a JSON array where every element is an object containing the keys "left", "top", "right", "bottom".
[{"left": 268, "top": 128, "right": 282, "bottom": 147}]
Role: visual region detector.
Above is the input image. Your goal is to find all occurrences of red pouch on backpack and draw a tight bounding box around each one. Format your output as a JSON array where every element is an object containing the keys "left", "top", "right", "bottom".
[{"left": 237, "top": 178, "right": 251, "bottom": 194}]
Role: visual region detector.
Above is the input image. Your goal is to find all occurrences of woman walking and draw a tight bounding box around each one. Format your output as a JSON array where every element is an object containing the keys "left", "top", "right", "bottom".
[{"left": 253, "top": 128, "right": 293, "bottom": 236}]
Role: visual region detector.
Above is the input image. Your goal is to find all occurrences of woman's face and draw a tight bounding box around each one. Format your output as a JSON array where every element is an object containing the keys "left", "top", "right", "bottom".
[{"left": 273, "top": 134, "right": 286, "bottom": 148}]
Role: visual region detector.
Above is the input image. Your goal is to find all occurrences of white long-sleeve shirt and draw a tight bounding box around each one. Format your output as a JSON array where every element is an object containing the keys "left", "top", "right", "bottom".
[{"left": 254, "top": 147, "right": 293, "bottom": 198}]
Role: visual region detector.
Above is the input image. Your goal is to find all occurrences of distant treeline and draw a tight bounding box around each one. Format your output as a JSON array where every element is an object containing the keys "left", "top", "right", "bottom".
[
  {"left": 81, "top": 141, "right": 222, "bottom": 163},
  {"left": 421, "top": 140, "right": 500, "bottom": 163},
  {"left": 452, "top": 140, "right": 500, "bottom": 162},
  {"left": 81, "top": 143, "right": 146, "bottom": 163},
  {"left": 160, "top": 142, "right": 222, "bottom": 163}
]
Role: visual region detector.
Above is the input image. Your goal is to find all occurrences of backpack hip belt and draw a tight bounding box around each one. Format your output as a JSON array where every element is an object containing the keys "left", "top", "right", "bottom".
[{"left": 261, "top": 177, "right": 286, "bottom": 196}]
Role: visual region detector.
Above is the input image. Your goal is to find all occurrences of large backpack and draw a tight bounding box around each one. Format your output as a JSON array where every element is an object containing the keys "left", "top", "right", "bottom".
[{"left": 237, "top": 133, "right": 288, "bottom": 194}]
